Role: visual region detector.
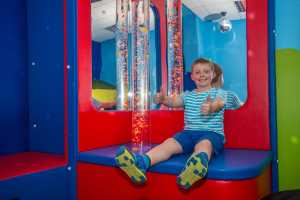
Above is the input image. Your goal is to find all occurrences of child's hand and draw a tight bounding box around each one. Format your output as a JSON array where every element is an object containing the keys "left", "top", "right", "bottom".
[
  {"left": 201, "top": 96, "right": 212, "bottom": 115},
  {"left": 201, "top": 96, "right": 225, "bottom": 114}
]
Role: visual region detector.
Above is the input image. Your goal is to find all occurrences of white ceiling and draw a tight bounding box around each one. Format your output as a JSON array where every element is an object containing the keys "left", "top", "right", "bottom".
[
  {"left": 92, "top": 0, "right": 116, "bottom": 42},
  {"left": 182, "top": 0, "right": 246, "bottom": 21},
  {"left": 92, "top": 0, "right": 246, "bottom": 42}
]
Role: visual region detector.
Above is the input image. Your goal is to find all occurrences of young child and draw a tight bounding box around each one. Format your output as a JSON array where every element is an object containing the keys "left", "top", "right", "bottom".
[{"left": 115, "top": 58, "right": 242, "bottom": 189}]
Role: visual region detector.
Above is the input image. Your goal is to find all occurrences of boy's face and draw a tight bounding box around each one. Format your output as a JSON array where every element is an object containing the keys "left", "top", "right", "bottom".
[{"left": 191, "top": 63, "right": 214, "bottom": 89}]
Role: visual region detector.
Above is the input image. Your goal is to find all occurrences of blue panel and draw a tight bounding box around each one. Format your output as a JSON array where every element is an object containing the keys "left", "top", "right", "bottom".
[
  {"left": 0, "top": 1, "right": 28, "bottom": 154},
  {"left": 152, "top": 5, "right": 162, "bottom": 95},
  {"left": 182, "top": 5, "right": 203, "bottom": 70},
  {"left": 27, "top": 0, "right": 64, "bottom": 153},
  {"left": 182, "top": 6, "right": 247, "bottom": 102},
  {"left": 92, "top": 41, "right": 102, "bottom": 80},
  {"left": 78, "top": 144, "right": 272, "bottom": 180},
  {"left": 0, "top": 167, "right": 67, "bottom": 200},
  {"left": 149, "top": 30, "right": 159, "bottom": 109},
  {"left": 270, "top": 0, "right": 278, "bottom": 192},
  {"left": 275, "top": 0, "right": 300, "bottom": 50},
  {"left": 99, "top": 31, "right": 158, "bottom": 90},
  {"left": 100, "top": 39, "right": 117, "bottom": 86},
  {"left": 66, "top": 0, "right": 79, "bottom": 199}
]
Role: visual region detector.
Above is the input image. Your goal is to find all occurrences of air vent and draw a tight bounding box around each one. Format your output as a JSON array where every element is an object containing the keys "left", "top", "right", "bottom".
[
  {"left": 204, "top": 12, "right": 226, "bottom": 21},
  {"left": 92, "top": 0, "right": 103, "bottom": 3},
  {"left": 234, "top": 1, "right": 246, "bottom": 12}
]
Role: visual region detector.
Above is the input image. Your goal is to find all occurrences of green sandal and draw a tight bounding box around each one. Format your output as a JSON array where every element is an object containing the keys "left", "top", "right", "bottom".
[
  {"left": 177, "top": 152, "right": 208, "bottom": 189},
  {"left": 115, "top": 146, "right": 147, "bottom": 184}
]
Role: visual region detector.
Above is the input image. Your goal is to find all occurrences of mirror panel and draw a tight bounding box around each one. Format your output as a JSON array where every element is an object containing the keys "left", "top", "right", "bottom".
[{"left": 91, "top": 0, "right": 161, "bottom": 111}]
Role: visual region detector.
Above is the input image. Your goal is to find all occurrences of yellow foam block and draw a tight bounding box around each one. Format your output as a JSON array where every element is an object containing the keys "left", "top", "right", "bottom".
[{"left": 92, "top": 89, "right": 116, "bottom": 102}]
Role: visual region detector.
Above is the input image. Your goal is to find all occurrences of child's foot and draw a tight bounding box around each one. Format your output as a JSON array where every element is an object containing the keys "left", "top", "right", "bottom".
[
  {"left": 177, "top": 152, "right": 208, "bottom": 189},
  {"left": 115, "top": 146, "right": 147, "bottom": 184}
]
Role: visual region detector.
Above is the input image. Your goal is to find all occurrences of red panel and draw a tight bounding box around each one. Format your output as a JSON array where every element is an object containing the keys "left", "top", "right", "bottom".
[
  {"left": 224, "top": 0, "right": 270, "bottom": 150},
  {"left": 77, "top": 0, "right": 270, "bottom": 151},
  {"left": 79, "top": 110, "right": 183, "bottom": 151},
  {"left": 0, "top": 152, "right": 66, "bottom": 181},
  {"left": 79, "top": 111, "right": 132, "bottom": 151},
  {"left": 77, "top": 163, "right": 271, "bottom": 200},
  {"left": 150, "top": 110, "right": 184, "bottom": 143}
]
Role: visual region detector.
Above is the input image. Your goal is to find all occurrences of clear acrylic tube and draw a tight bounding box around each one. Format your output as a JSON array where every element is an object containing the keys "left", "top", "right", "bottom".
[
  {"left": 166, "top": 0, "right": 183, "bottom": 99},
  {"left": 130, "top": 0, "right": 150, "bottom": 153},
  {"left": 116, "top": 0, "right": 129, "bottom": 110}
]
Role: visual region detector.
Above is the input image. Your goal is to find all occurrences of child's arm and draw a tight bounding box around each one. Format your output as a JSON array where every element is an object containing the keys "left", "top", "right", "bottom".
[
  {"left": 201, "top": 96, "right": 224, "bottom": 115},
  {"left": 154, "top": 91, "right": 183, "bottom": 108},
  {"left": 225, "top": 91, "right": 243, "bottom": 110}
]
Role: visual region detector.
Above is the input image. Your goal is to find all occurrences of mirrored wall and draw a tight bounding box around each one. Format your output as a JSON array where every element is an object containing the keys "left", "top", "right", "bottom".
[
  {"left": 91, "top": 0, "right": 161, "bottom": 111},
  {"left": 182, "top": 0, "right": 247, "bottom": 102}
]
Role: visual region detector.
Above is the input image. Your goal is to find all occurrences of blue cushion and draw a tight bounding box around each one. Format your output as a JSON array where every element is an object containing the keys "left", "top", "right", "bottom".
[{"left": 78, "top": 144, "right": 271, "bottom": 180}]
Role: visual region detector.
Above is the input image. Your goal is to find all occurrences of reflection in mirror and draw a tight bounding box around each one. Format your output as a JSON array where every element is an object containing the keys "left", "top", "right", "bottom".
[
  {"left": 182, "top": 0, "right": 247, "bottom": 102},
  {"left": 91, "top": 0, "right": 160, "bottom": 111},
  {"left": 166, "top": 0, "right": 183, "bottom": 98}
]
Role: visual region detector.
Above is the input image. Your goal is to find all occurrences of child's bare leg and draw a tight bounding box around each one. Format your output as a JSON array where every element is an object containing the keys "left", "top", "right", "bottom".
[
  {"left": 193, "top": 139, "right": 213, "bottom": 159},
  {"left": 177, "top": 139, "right": 213, "bottom": 189},
  {"left": 115, "top": 138, "right": 182, "bottom": 184},
  {"left": 146, "top": 138, "right": 183, "bottom": 166}
]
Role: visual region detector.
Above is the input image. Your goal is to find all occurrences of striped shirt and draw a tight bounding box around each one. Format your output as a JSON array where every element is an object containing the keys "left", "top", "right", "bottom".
[{"left": 181, "top": 88, "right": 242, "bottom": 138}]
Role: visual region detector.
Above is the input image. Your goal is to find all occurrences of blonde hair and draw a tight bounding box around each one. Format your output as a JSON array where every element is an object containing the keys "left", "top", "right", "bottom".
[
  {"left": 191, "top": 58, "right": 224, "bottom": 88},
  {"left": 212, "top": 63, "right": 223, "bottom": 88},
  {"left": 191, "top": 58, "right": 214, "bottom": 72}
]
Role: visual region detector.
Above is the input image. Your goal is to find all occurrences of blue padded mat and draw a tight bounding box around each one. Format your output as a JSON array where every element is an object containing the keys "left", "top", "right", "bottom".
[{"left": 79, "top": 144, "right": 271, "bottom": 180}]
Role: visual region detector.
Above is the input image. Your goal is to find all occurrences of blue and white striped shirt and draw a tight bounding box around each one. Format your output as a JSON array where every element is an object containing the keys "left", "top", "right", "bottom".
[{"left": 181, "top": 88, "right": 242, "bottom": 137}]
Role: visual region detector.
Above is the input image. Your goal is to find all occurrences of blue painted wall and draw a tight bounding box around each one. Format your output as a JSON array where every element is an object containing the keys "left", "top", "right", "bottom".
[
  {"left": 92, "top": 41, "right": 102, "bottom": 80},
  {"left": 276, "top": 1, "right": 300, "bottom": 50},
  {"left": 0, "top": 1, "right": 29, "bottom": 155},
  {"left": 182, "top": 6, "right": 247, "bottom": 101},
  {"left": 94, "top": 31, "right": 158, "bottom": 108},
  {"left": 96, "top": 31, "right": 157, "bottom": 88},
  {"left": 27, "top": 0, "right": 64, "bottom": 154},
  {"left": 0, "top": 0, "right": 64, "bottom": 155},
  {"left": 99, "top": 39, "right": 117, "bottom": 85}
]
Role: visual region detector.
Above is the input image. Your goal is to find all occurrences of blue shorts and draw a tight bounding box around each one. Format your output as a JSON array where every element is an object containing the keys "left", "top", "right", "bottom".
[{"left": 173, "top": 130, "right": 224, "bottom": 155}]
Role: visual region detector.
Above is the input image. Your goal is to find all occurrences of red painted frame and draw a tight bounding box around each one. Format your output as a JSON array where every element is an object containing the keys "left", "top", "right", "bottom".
[
  {"left": 78, "top": 162, "right": 271, "bottom": 200},
  {"left": 76, "top": 0, "right": 271, "bottom": 198},
  {"left": 0, "top": 153, "right": 65, "bottom": 181},
  {"left": 77, "top": 0, "right": 270, "bottom": 152},
  {"left": 77, "top": 0, "right": 172, "bottom": 152}
]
